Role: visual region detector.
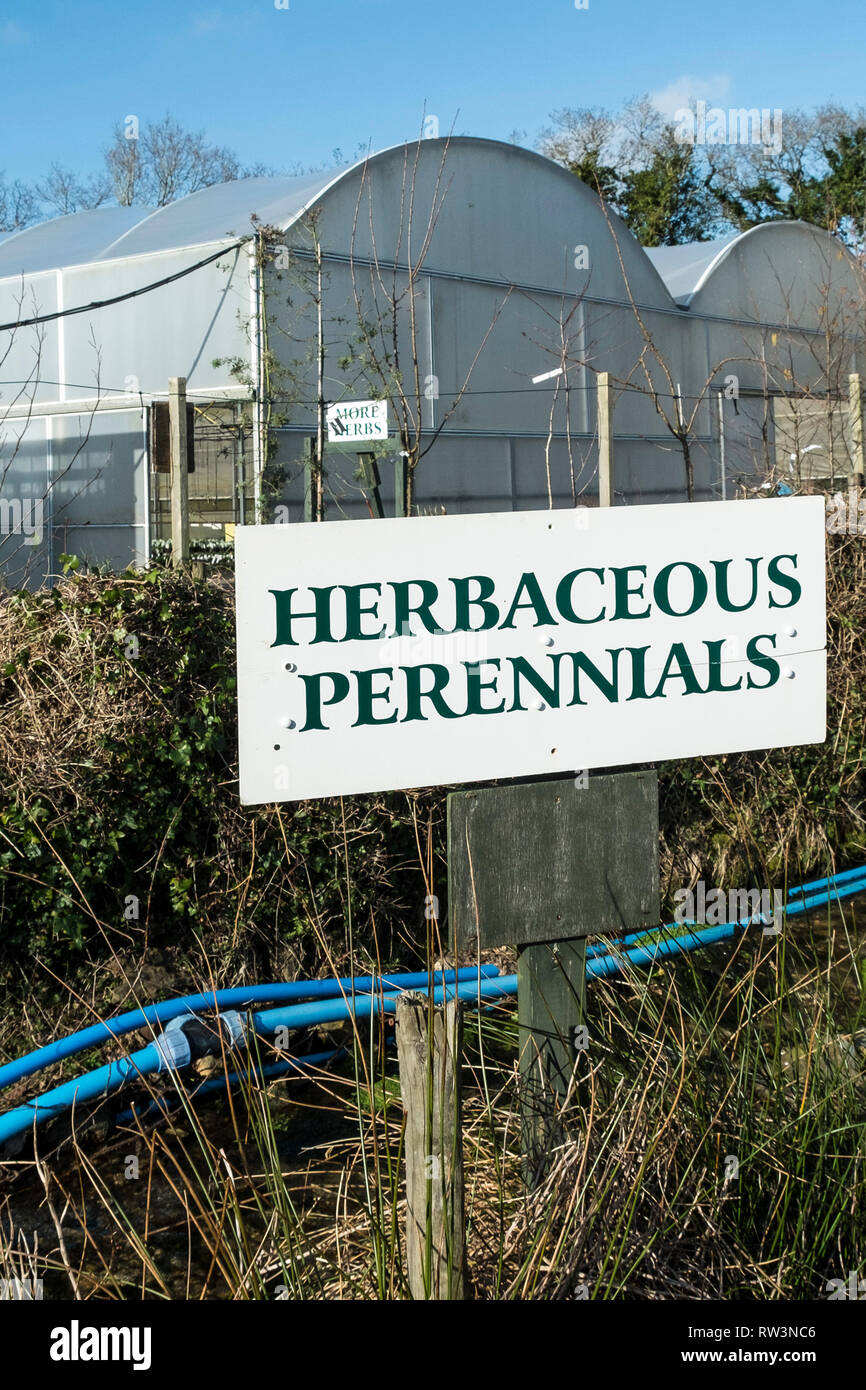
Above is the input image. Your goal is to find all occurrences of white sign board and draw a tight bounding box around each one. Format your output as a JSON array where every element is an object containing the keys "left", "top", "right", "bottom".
[
  {"left": 235, "top": 498, "right": 826, "bottom": 804},
  {"left": 325, "top": 399, "right": 389, "bottom": 447}
]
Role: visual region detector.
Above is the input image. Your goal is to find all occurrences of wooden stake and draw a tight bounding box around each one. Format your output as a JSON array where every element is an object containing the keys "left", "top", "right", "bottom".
[
  {"left": 849, "top": 372, "right": 864, "bottom": 485},
  {"left": 359, "top": 452, "right": 384, "bottom": 518},
  {"left": 597, "top": 371, "right": 614, "bottom": 508},
  {"left": 395, "top": 993, "right": 466, "bottom": 1300},
  {"left": 169, "top": 377, "right": 189, "bottom": 567},
  {"left": 394, "top": 452, "right": 408, "bottom": 518},
  {"left": 304, "top": 436, "right": 322, "bottom": 522},
  {"left": 518, "top": 940, "right": 587, "bottom": 1178}
]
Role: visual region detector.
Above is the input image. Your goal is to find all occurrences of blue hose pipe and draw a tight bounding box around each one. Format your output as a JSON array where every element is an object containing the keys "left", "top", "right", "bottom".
[
  {"left": 585, "top": 866, "right": 866, "bottom": 960},
  {"left": 250, "top": 974, "right": 517, "bottom": 1040},
  {"left": 1, "top": 865, "right": 864, "bottom": 1149},
  {"left": 586, "top": 873, "right": 866, "bottom": 979},
  {"left": 0, "top": 1044, "right": 161, "bottom": 1148},
  {"left": 0, "top": 973, "right": 515, "bottom": 1149},
  {"left": 0, "top": 965, "right": 501, "bottom": 1094}
]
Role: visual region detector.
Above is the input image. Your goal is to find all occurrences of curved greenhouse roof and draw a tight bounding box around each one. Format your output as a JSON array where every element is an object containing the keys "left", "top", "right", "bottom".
[
  {"left": 1, "top": 150, "right": 862, "bottom": 324},
  {"left": 0, "top": 205, "right": 153, "bottom": 277},
  {"left": 644, "top": 235, "right": 740, "bottom": 305},
  {"left": 645, "top": 222, "right": 864, "bottom": 312},
  {"left": 0, "top": 171, "right": 358, "bottom": 279},
  {"left": 95, "top": 172, "right": 348, "bottom": 261}
]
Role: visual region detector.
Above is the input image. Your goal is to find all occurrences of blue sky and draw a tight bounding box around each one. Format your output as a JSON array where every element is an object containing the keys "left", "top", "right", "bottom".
[{"left": 2, "top": 0, "right": 865, "bottom": 187}]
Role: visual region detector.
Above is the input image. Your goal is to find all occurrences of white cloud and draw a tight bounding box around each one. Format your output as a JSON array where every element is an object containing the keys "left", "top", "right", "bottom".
[{"left": 649, "top": 75, "right": 731, "bottom": 119}]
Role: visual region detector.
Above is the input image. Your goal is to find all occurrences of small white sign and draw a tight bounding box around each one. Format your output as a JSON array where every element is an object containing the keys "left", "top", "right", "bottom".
[
  {"left": 235, "top": 498, "right": 826, "bottom": 804},
  {"left": 326, "top": 399, "right": 389, "bottom": 447}
]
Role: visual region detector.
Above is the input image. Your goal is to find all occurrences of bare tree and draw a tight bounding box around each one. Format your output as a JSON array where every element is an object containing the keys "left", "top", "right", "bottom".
[
  {"left": 0, "top": 174, "right": 39, "bottom": 232},
  {"left": 104, "top": 116, "right": 243, "bottom": 208},
  {"left": 36, "top": 164, "right": 110, "bottom": 216}
]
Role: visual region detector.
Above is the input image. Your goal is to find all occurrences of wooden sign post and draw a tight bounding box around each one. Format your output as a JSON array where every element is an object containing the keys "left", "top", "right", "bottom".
[{"left": 449, "top": 771, "right": 659, "bottom": 1175}]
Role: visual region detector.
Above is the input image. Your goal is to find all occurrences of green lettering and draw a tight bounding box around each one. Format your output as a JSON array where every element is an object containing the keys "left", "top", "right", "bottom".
[
  {"left": 610, "top": 565, "right": 650, "bottom": 619},
  {"left": 299, "top": 671, "right": 351, "bottom": 730},
  {"left": 555, "top": 568, "right": 606, "bottom": 624},
  {"left": 566, "top": 648, "right": 622, "bottom": 704},
  {"left": 652, "top": 562, "right": 709, "bottom": 617},
  {"left": 390, "top": 579, "right": 442, "bottom": 637},
  {"left": 507, "top": 653, "right": 563, "bottom": 710},
  {"left": 767, "top": 554, "right": 801, "bottom": 609},
  {"left": 352, "top": 667, "right": 398, "bottom": 726},
  {"left": 400, "top": 663, "right": 461, "bottom": 721},
  {"left": 463, "top": 659, "right": 505, "bottom": 715},
  {"left": 342, "top": 583, "right": 386, "bottom": 642},
  {"left": 270, "top": 587, "right": 336, "bottom": 646},
  {"left": 704, "top": 638, "right": 743, "bottom": 692},
  {"left": 500, "top": 572, "right": 557, "bottom": 630},
  {"left": 451, "top": 575, "right": 500, "bottom": 632},
  {"left": 650, "top": 642, "right": 704, "bottom": 697},
  {"left": 746, "top": 633, "right": 780, "bottom": 688},
  {"left": 711, "top": 557, "right": 761, "bottom": 613},
  {"left": 625, "top": 646, "right": 654, "bottom": 700}
]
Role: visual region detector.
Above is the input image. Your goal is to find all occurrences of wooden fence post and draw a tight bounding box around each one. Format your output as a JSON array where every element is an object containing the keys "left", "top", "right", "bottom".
[
  {"left": 394, "top": 452, "right": 408, "bottom": 518},
  {"left": 597, "top": 371, "right": 614, "bottom": 508},
  {"left": 395, "top": 993, "right": 466, "bottom": 1299},
  {"left": 848, "top": 372, "right": 864, "bottom": 485},
  {"left": 169, "top": 377, "right": 189, "bottom": 566},
  {"left": 359, "top": 452, "right": 384, "bottom": 518},
  {"left": 518, "top": 939, "right": 587, "bottom": 1177}
]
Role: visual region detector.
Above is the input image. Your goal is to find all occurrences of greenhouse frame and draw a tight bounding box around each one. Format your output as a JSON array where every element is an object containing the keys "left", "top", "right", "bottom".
[{"left": 1, "top": 135, "right": 864, "bottom": 587}]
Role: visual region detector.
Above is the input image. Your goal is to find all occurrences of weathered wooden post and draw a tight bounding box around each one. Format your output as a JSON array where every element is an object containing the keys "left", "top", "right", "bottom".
[
  {"left": 597, "top": 370, "right": 614, "bottom": 508},
  {"left": 358, "top": 452, "right": 384, "bottom": 518},
  {"left": 449, "top": 773, "right": 659, "bottom": 1178},
  {"left": 394, "top": 452, "right": 408, "bottom": 517},
  {"left": 304, "top": 435, "right": 323, "bottom": 522},
  {"left": 169, "top": 376, "right": 189, "bottom": 566},
  {"left": 395, "top": 993, "right": 466, "bottom": 1299},
  {"left": 848, "top": 371, "right": 864, "bottom": 485}
]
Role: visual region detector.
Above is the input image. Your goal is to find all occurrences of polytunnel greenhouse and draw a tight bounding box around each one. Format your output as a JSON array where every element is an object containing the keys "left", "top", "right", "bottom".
[{"left": 0, "top": 135, "right": 864, "bottom": 587}]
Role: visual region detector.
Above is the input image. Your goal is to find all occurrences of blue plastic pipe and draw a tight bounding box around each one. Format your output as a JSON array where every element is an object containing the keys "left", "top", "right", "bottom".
[
  {"left": 0, "top": 966, "right": 501, "bottom": 1094},
  {"left": 5, "top": 868, "right": 863, "bottom": 1092},
  {"left": 587, "top": 873, "right": 866, "bottom": 979},
  {"left": 0, "top": 974, "right": 516, "bottom": 1148},
  {"left": 585, "top": 866, "right": 866, "bottom": 960},
  {"left": 2, "top": 866, "right": 864, "bottom": 1149}
]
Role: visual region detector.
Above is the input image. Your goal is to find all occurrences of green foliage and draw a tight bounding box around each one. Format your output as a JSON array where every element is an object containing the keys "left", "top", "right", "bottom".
[
  {"left": 544, "top": 102, "right": 866, "bottom": 250},
  {"left": 0, "top": 568, "right": 433, "bottom": 981},
  {"left": 620, "top": 147, "right": 716, "bottom": 247}
]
